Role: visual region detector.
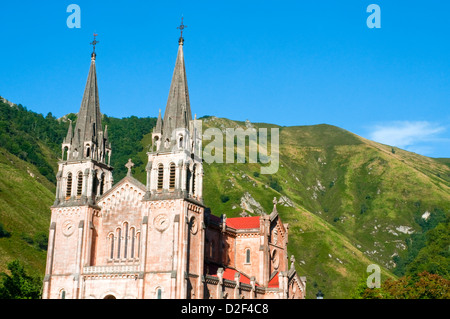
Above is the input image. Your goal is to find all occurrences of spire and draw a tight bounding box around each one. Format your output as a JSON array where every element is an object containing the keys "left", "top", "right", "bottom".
[
  {"left": 154, "top": 109, "right": 162, "bottom": 133},
  {"left": 64, "top": 119, "right": 73, "bottom": 144},
  {"left": 73, "top": 35, "right": 102, "bottom": 150},
  {"left": 162, "top": 20, "right": 192, "bottom": 141}
]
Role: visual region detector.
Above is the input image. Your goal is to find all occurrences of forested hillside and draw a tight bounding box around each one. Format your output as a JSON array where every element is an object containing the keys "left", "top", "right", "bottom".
[{"left": 0, "top": 97, "right": 448, "bottom": 298}]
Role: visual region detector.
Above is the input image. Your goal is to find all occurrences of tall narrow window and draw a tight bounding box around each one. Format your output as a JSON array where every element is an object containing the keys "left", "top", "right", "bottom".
[
  {"left": 192, "top": 165, "right": 196, "bottom": 196},
  {"left": 86, "top": 146, "right": 90, "bottom": 158},
  {"left": 99, "top": 179, "right": 104, "bottom": 195},
  {"left": 245, "top": 249, "right": 251, "bottom": 264},
  {"left": 157, "top": 288, "right": 162, "bottom": 299},
  {"left": 136, "top": 232, "right": 141, "bottom": 258},
  {"left": 169, "top": 163, "right": 176, "bottom": 190},
  {"left": 66, "top": 173, "right": 72, "bottom": 199},
  {"left": 77, "top": 172, "right": 83, "bottom": 197},
  {"left": 109, "top": 234, "right": 114, "bottom": 260},
  {"left": 186, "top": 168, "right": 191, "bottom": 194},
  {"left": 117, "top": 228, "right": 121, "bottom": 259},
  {"left": 63, "top": 146, "right": 68, "bottom": 161},
  {"left": 157, "top": 164, "right": 164, "bottom": 191},
  {"left": 130, "top": 227, "right": 135, "bottom": 259},
  {"left": 123, "top": 222, "right": 129, "bottom": 259}
]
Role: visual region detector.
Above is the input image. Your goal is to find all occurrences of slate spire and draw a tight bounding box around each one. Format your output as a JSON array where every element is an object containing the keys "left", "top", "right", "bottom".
[
  {"left": 65, "top": 34, "right": 111, "bottom": 164},
  {"left": 161, "top": 31, "right": 192, "bottom": 142},
  {"left": 73, "top": 53, "right": 102, "bottom": 147}
]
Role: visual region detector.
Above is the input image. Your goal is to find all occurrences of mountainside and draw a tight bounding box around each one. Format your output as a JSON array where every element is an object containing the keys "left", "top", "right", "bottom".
[{"left": 0, "top": 97, "right": 448, "bottom": 298}]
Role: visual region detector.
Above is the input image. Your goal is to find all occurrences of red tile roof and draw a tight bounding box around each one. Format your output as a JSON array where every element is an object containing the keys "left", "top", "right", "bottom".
[
  {"left": 268, "top": 272, "right": 279, "bottom": 288},
  {"left": 226, "top": 216, "right": 260, "bottom": 230},
  {"left": 209, "top": 266, "right": 256, "bottom": 286}
]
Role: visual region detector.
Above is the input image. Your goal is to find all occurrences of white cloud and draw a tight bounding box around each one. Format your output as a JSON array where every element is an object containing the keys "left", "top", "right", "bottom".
[{"left": 368, "top": 121, "right": 447, "bottom": 155}]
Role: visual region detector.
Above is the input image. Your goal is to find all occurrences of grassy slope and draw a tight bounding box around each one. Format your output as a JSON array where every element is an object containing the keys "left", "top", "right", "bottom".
[{"left": 0, "top": 147, "right": 54, "bottom": 276}]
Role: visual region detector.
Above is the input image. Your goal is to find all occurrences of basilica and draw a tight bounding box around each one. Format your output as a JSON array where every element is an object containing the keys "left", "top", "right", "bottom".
[{"left": 42, "top": 28, "right": 306, "bottom": 299}]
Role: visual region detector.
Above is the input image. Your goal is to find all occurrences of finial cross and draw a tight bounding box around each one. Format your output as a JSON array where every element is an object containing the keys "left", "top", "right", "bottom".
[
  {"left": 177, "top": 17, "right": 187, "bottom": 38},
  {"left": 90, "top": 33, "right": 99, "bottom": 53},
  {"left": 125, "top": 158, "right": 134, "bottom": 176}
]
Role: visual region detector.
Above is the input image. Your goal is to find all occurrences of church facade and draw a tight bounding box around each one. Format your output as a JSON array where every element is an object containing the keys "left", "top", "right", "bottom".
[{"left": 42, "top": 32, "right": 306, "bottom": 299}]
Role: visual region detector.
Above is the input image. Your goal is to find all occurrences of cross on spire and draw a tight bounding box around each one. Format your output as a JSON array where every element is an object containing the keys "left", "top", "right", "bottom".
[
  {"left": 90, "top": 33, "right": 99, "bottom": 58},
  {"left": 177, "top": 17, "right": 187, "bottom": 44}
]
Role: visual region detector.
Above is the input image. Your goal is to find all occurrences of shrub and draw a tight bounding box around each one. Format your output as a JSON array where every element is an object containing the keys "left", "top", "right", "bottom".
[
  {"left": 0, "top": 223, "right": 11, "bottom": 238},
  {"left": 220, "top": 194, "right": 230, "bottom": 203}
]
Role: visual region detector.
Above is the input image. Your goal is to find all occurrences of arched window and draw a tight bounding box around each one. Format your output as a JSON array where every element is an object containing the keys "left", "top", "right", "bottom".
[
  {"left": 153, "top": 136, "right": 159, "bottom": 151},
  {"left": 109, "top": 233, "right": 114, "bottom": 260},
  {"left": 156, "top": 288, "right": 162, "bottom": 299},
  {"left": 130, "top": 227, "right": 136, "bottom": 259},
  {"left": 60, "top": 289, "right": 66, "bottom": 299},
  {"left": 77, "top": 172, "right": 83, "bottom": 197},
  {"left": 123, "top": 222, "right": 129, "bottom": 259},
  {"left": 86, "top": 146, "right": 90, "bottom": 158},
  {"left": 66, "top": 173, "right": 72, "bottom": 199},
  {"left": 136, "top": 231, "right": 141, "bottom": 258},
  {"left": 245, "top": 248, "right": 251, "bottom": 264},
  {"left": 157, "top": 164, "right": 164, "bottom": 191},
  {"left": 169, "top": 163, "right": 176, "bottom": 190},
  {"left": 63, "top": 146, "right": 68, "bottom": 161},
  {"left": 186, "top": 167, "right": 191, "bottom": 194},
  {"left": 99, "top": 179, "right": 104, "bottom": 196},
  {"left": 178, "top": 135, "right": 183, "bottom": 149},
  {"left": 116, "top": 228, "right": 122, "bottom": 259}
]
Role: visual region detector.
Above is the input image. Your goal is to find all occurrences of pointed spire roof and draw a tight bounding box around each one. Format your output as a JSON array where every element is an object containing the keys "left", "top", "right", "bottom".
[
  {"left": 162, "top": 35, "right": 192, "bottom": 140},
  {"left": 154, "top": 109, "right": 162, "bottom": 133},
  {"left": 73, "top": 48, "right": 103, "bottom": 147},
  {"left": 64, "top": 119, "right": 73, "bottom": 144}
]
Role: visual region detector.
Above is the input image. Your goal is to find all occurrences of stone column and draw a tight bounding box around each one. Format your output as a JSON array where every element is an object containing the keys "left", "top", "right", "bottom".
[
  {"left": 171, "top": 214, "right": 180, "bottom": 299},
  {"left": 197, "top": 211, "right": 205, "bottom": 299},
  {"left": 73, "top": 220, "right": 85, "bottom": 299},
  {"left": 42, "top": 222, "right": 56, "bottom": 299},
  {"left": 234, "top": 272, "right": 241, "bottom": 299},
  {"left": 217, "top": 268, "right": 224, "bottom": 299},
  {"left": 139, "top": 216, "right": 148, "bottom": 298}
]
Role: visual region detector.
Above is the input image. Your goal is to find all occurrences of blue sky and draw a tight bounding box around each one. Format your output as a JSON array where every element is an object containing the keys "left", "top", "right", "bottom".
[{"left": 0, "top": 1, "right": 449, "bottom": 158}]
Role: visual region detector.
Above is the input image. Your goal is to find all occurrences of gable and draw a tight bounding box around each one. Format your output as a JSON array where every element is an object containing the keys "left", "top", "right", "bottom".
[{"left": 97, "top": 176, "right": 146, "bottom": 214}]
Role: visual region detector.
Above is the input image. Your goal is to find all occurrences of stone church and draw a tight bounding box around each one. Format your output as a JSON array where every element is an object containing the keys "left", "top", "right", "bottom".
[{"left": 42, "top": 30, "right": 306, "bottom": 299}]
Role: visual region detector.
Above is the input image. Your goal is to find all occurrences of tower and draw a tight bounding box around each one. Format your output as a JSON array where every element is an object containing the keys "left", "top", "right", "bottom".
[
  {"left": 43, "top": 36, "right": 113, "bottom": 299},
  {"left": 142, "top": 22, "right": 205, "bottom": 298}
]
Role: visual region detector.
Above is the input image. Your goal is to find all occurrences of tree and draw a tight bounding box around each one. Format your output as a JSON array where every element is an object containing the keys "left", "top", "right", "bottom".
[
  {"left": 0, "top": 260, "right": 42, "bottom": 299},
  {"left": 355, "top": 271, "right": 450, "bottom": 299}
]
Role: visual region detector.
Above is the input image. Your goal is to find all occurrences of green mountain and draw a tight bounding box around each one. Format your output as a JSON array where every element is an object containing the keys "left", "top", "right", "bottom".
[{"left": 0, "top": 98, "right": 448, "bottom": 298}]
